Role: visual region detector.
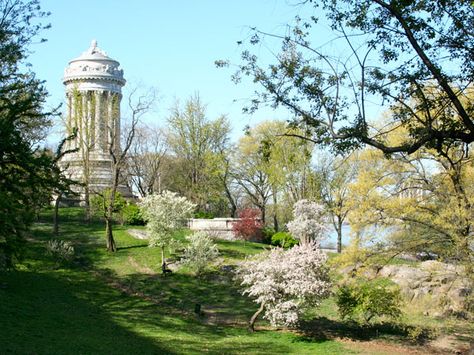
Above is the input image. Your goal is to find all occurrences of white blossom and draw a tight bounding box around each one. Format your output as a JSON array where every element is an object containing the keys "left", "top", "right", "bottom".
[
  {"left": 181, "top": 231, "right": 219, "bottom": 275},
  {"left": 287, "top": 199, "right": 327, "bottom": 245},
  {"left": 139, "top": 190, "right": 196, "bottom": 248},
  {"left": 237, "top": 242, "right": 331, "bottom": 328}
]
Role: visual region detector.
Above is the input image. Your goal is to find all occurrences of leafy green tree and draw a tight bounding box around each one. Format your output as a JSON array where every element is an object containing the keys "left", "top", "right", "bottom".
[
  {"left": 233, "top": 120, "right": 314, "bottom": 228},
  {"left": 166, "top": 94, "right": 231, "bottom": 215},
  {"left": 0, "top": 0, "right": 62, "bottom": 268},
  {"left": 222, "top": 0, "right": 474, "bottom": 155},
  {"left": 313, "top": 153, "right": 359, "bottom": 253},
  {"left": 348, "top": 142, "right": 474, "bottom": 275}
]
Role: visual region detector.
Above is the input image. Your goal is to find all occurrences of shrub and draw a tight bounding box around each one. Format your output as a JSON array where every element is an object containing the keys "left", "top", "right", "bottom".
[
  {"left": 232, "top": 208, "right": 263, "bottom": 241},
  {"left": 122, "top": 203, "right": 145, "bottom": 225},
  {"left": 237, "top": 242, "right": 331, "bottom": 331},
  {"left": 261, "top": 226, "right": 275, "bottom": 244},
  {"left": 181, "top": 231, "right": 219, "bottom": 275},
  {"left": 46, "top": 239, "right": 75, "bottom": 264},
  {"left": 336, "top": 278, "right": 402, "bottom": 324},
  {"left": 194, "top": 211, "right": 215, "bottom": 219},
  {"left": 271, "top": 232, "right": 299, "bottom": 249}
]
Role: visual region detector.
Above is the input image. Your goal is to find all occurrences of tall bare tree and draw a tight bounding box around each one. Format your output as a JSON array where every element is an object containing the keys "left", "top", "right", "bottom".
[
  {"left": 126, "top": 124, "right": 167, "bottom": 197},
  {"left": 102, "top": 86, "right": 156, "bottom": 252}
]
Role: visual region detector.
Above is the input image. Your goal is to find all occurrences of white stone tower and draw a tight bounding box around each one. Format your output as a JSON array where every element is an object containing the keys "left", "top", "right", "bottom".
[{"left": 60, "top": 40, "right": 131, "bottom": 202}]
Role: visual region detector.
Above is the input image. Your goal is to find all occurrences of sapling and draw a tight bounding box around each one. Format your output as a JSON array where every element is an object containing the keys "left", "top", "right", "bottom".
[{"left": 139, "top": 191, "right": 196, "bottom": 274}]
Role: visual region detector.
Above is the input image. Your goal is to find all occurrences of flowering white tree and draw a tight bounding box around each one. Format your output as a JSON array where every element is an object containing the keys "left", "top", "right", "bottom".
[
  {"left": 139, "top": 190, "right": 196, "bottom": 273},
  {"left": 287, "top": 199, "right": 327, "bottom": 245},
  {"left": 181, "top": 231, "right": 219, "bottom": 276},
  {"left": 237, "top": 242, "right": 331, "bottom": 331}
]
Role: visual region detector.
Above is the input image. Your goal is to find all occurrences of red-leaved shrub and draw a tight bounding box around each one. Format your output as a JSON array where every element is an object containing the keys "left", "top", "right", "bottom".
[{"left": 232, "top": 208, "right": 263, "bottom": 241}]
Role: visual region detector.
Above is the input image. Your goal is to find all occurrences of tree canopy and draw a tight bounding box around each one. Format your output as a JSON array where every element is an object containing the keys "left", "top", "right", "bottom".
[
  {"left": 0, "top": 0, "right": 61, "bottom": 268},
  {"left": 221, "top": 0, "right": 474, "bottom": 155}
]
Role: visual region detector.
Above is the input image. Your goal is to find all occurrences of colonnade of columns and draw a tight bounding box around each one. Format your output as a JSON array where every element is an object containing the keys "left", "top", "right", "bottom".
[{"left": 65, "top": 89, "right": 121, "bottom": 154}]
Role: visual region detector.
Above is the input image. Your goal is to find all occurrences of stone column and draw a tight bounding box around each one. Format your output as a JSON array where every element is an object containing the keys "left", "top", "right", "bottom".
[{"left": 94, "top": 91, "right": 101, "bottom": 151}]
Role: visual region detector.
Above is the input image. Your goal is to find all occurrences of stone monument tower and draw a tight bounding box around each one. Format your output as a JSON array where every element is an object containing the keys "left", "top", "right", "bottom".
[{"left": 60, "top": 40, "right": 131, "bottom": 202}]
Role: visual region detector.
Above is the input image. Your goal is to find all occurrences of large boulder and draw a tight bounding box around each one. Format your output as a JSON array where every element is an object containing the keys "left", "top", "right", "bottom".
[{"left": 379, "top": 261, "right": 471, "bottom": 317}]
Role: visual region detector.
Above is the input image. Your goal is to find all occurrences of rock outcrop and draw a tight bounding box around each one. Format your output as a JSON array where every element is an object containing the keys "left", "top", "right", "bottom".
[{"left": 378, "top": 261, "right": 471, "bottom": 317}]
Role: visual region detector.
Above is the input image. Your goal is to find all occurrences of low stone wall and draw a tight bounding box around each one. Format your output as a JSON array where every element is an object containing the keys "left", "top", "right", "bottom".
[{"left": 188, "top": 218, "right": 239, "bottom": 240}]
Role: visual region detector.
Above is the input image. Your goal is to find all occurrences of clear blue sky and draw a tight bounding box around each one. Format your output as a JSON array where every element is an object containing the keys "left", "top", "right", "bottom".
[{"left": 28, "top": 0, "right": 317, "bottom": 144}]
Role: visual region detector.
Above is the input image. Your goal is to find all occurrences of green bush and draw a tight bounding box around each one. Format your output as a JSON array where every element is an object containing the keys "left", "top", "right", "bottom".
[
  {"left": 261, "top": 226, "right": 275, "bottom": 244},
  {"left": 336, "top": 278, "right": 402, "bottom": 324},
  {"left": 271, "top": 232, "right": 299, "bottom": 248},
  {"left": 194, "top": 211, "right": 215, "bottom": 219},
  {"left": 122, "top": 203, "right": 145, "bottom": 226}
]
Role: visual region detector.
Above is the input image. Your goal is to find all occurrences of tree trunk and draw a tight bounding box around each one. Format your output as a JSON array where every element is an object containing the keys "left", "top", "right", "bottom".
[
  {"left": 248, "top": 302, "right": 265, "bottom": 332},
  {"left": 161, "top": 246, "right": 167, "bottom": 274},
  {"left": 53, "top": 193, "right": 62, "bottom": 235},
  {"left": 105, "top": 216, "right": 116, "bottom": 252},
  {"left": 259, "top": 205, "right": 266, "bottom": 225},
  {"left": 84, "top": 187, "right": 91, "bottom": 223},
  {"left": 336, "top": 216, "right": 343, "bottom": 253},
  {"left": 224, "top": 181, "right": 237, "bottom": 218},
  {"left": 272, "top": 187, "right": 279, "bottom": 232}
]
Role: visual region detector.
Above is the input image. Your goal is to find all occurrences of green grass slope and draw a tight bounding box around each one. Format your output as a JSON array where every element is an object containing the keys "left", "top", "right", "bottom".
[{"left": 0, "top": 209, "right": 351, "bottom": 354}]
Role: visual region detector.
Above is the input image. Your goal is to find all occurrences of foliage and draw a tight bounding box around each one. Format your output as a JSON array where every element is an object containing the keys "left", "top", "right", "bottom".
[
  {"left": 122, "top": 203, "right": 145, "bottom": 226},
  {"left": 0, "top": 0, "right": 66, "bottom": 269},
  {"left": 271, "top": 232, "right": 299, "bottom": 249},
  {"left": 232, "top": 208, "right": 263, "bottom": 241},
  {"left": 166, "top": 94, "right": 231, "bottom": 214},
  {"left": 261, "top": 226, "right": 275, "bottom": 244},
  {"left": 224, "top": 0, "right": 474, "bottom": 155},
  {"left": 347, "top": 142, "right": 474, "bottom": 279},
  {"left": 181, "top": 231, "right": 219, "bottom": 275},
  {"left": 313, "top": 153, "right": 358, "bottom": 253},
  {"left": 287, "top": 200, "right": 327, "bottom": 245},
  {"left": 237, "top": 242, "right": 331, "bottom": 330},
  {"left": 233, "top": 120, "right": 315, "bottom": 228},
  {"left": 336, "top": 278, "right": 402, "bottom": 324},
  {"left": 193, "top": 210, "right": 215, "bottom": 219},
  {"left": 90, "top": 189, "right": 126, "bottom": 217},
  {"left": 46, "top": 239, "right": 75, "bottom": 264},
  {"left": 126, "top": 123, "right": 166, "bottom": 197}
]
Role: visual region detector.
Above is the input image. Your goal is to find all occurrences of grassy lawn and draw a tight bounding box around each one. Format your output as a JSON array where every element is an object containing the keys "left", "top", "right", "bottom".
[
  {"left": 0, "top": 208, "right": 351, "bottom": 354},
  {"left": 1, "top": 207, "right": 471, "bottom": 354}
]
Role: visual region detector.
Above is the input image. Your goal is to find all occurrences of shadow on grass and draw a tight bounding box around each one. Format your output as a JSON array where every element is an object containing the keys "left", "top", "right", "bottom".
[
  {"left": 0, "top": 268, "right": 299, "bottom": 355},
  {"left": 0, "top": 270, "right": 174, "bottom": 354},
  {"left": 117, "top": 244, "right": 148, "bottom": 251},
  {"left": 94, "top": 267, "right": 255, "bottom": 325},
  {"left": 298, "top": 316, "right": 414, "bottom": 343}
]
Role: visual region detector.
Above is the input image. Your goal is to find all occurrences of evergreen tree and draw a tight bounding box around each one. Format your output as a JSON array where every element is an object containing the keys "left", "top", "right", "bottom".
[{"left": 0, "top": 0, "right": 59, "bottom": 268}]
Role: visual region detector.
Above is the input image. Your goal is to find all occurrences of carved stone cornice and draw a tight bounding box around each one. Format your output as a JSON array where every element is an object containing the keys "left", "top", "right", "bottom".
[{"left": 63, "top": 40, "right": 125, "bottom": 86}]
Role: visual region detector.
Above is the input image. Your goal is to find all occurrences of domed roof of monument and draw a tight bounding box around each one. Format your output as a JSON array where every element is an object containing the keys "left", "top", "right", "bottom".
[{"left": 63, "top": 40, "right": 125, "bottom": 86}]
